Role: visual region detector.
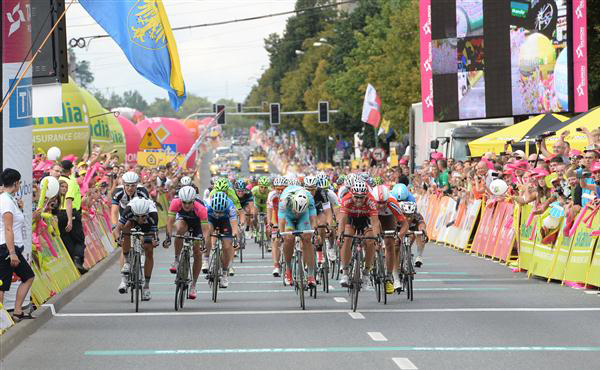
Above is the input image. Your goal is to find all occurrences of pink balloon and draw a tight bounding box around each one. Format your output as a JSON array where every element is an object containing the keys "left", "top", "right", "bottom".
[
  {"left": 136, "top": 117, "right": 196, "bottom": 167},
  {"left": 117, "top": 116, "right": 142, "bottom": 165}
]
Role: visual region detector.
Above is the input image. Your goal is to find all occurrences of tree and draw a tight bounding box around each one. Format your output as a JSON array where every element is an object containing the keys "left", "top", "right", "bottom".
[
  {"left": 122, "top": 90, "right": 149, "bottom": 113},
  {"left": 69, "top": 48, "right": 94, "bottom": 88}
]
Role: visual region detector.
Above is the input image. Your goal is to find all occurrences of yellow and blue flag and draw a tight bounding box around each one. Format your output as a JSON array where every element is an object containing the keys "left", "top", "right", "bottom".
[{"left": 80, "top": 0, "right": 186, "bottom": 110}]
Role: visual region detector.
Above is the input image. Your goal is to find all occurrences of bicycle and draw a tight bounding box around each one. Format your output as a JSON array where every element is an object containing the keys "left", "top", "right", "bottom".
[
  {"left": 237, "top": 220, "right": 246, "bottom": 264},
  {"left": 173, "top": 234, "right": 204, "bottom": 311},
  {"left": 257, "top": 212, "right": 268, "bottom": 259},
  {"left": 316, "top": 225, "right": 330, "bottom": 293},
  {"left": 207, "top": 233, "right": 228, "bottom": 303},
  {"left": 398, "top": 230, "right": 422, "bottom": 301},
  {"left": 122, "top": 229, "right": 148, "bottom": 313},
  {"left": 341, "top": 233, "right": 379, "bottom": 312},
  {"left": 280, "top": 230, "right": 315, "bottom": 310}
]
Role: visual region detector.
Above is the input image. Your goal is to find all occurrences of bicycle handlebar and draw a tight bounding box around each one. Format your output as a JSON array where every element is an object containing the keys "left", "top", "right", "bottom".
[
  {"left": 341, "top": 233, "right": 378, "bottom": 241},
  {"left": 122, "top": 231, "right": 154, "bottom": 237},
  {"left": 173, "top": 234, "right": 205, "bottom": 242},
  {"left": 280, "top": 230, "right": 314, "bottom": 236}
]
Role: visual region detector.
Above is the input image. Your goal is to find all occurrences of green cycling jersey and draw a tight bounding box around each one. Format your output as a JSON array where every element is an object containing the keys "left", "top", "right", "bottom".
[
  {"left": 251, "top": 185, "right": 270, "bottom": 213},
  {"left": 209, "top": 187, "right": 242, "bottom": 210}
]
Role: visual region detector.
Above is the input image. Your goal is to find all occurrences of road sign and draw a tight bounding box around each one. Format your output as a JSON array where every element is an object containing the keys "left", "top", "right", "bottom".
[
  {"left": 372, "top": 148, "right": 385, "bottom": 161},
  {"left": 139, "top": 128, "right": 162, "bottom": 150},
  {"left": 162, "top": 143, "right": 177, "bottom": 153}
]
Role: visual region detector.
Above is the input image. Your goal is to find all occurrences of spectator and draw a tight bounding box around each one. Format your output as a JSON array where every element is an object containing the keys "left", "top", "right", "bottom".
[
  {"left": 58, "top": 160, "right": 87, "bottom": 274},
  {"left": 0, "top": 169, "right": 35, "bottom": 321}
]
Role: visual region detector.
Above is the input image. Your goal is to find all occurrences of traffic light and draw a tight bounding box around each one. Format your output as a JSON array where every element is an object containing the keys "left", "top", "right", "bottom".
[
  {"left": 318, "top": 101, "right": 329, "bottom": 123},
  {"left": 216, "top": 104, "right": 225, "bottom": 124},
  {"left": 237, "top": 103, "right": 242, "bottom": 113},
  {"left": 212, "top": 103, "right": 217, "bottom": 113},
  {"left": 270, "top": 103, "right": 280, "bottom": 125}
]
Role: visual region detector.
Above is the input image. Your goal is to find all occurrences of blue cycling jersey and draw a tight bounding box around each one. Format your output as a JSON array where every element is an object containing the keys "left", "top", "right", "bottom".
[
  {"left": 278, "top": 185, "right": 317, "bottom": 220},
  {"left": 207, "top": 198, "right": 238, "bottom": 221}
]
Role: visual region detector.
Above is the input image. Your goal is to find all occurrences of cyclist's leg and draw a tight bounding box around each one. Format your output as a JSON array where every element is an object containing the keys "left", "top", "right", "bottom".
[
  {"left": 341, "top": 223, "right": 355, "bottom": 268},
  {"left": 218, "top": 221, "right": 234, "bottom": 272},
  {"left": 189, "top": 222, "right": 204, "bottom": 285},
  {"left": 174, "top": 220, "right": 187, "bottom": 262},
  {"left": 298, "top": 212, "right": 315, "bottom": 279},
  {"left": 380, "top": 215, "right": 396, "bottom": 273}
]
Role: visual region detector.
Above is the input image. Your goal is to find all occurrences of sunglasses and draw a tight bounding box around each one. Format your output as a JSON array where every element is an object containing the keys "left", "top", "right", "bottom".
[
  {"left": 353, "top": 195, "right": 366, "bottom": 199},
  {"left": 183, "top": 201, "right": 194, "bottom": 205},
  {"left": 528, "top": 160, "right": 536, "bottom": 164}
]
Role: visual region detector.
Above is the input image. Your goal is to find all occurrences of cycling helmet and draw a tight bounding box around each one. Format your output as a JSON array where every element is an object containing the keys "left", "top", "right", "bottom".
[
  {"left": 234, "top": 179, "right": 247, "bottom": 190},
  {"left": 210, "top": 176, "right": 218, "bottom": 186},
  {"left": 258, "top": 176, "right": 270, "bottom": 187},
  {"left": 122, "top": 171, "right": 139, "bottom": 184},
  {"left": 129, "top": 197, "right": 152, "bottom": 215},
  {"left": 373, "top": 176, "right": 383, "bottom": 186},
  {"left": 370, "top": 185, "right": 390, "bottom": 202},
  {"left": 399, "top": 201, "right": 417, "bottom": 214},
  {"left": 359, "top": 172, "right": 370, "bottom": 182},
  {"left": 303, "top": 175, "right": 318, "bottom": 188},
  {"left": 367, "top": 177, "right": 375, "bottom": 187},
  {"left": 273, "top": 176, "right": 286, "bottom": 187},
  {"left": 211, "top": 191, "right": 229, "bottom": 212},
  {"left": 289, "top": 191, "right": 309, "bottom": 214},
  {"left": 180, "top": 176, "right": 192, "bottom": 186},
  {"left": 318, "top": 176, "right": 331, "bottom": 189},
  {"left": 392, "top": 183, "right": 409, "bottom": 201},
  {"left": 214, "top": 178, "right": 229, "bottom": 192},
  {"left": 249, "top": 175, "right": 258, "bottom": 183},
  {"left": 287, "top": 176, "right": 300, "bottom": 186},
  {"left": 344, "top": 173, "right": 356, "bottom": 187},
  {"left": 351, "top": 180, "right": 368, "bottom": 195},
  {"left": 178, "top": 186, "right": 197, "bottom": 202},
  {"left": 337, "top": 175, "right": 346, "bottom": 186}
]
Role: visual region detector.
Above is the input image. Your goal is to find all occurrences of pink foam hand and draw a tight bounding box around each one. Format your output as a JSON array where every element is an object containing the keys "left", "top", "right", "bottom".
[{"left": 569, "top": 204, "right": 589, "bottom": 237}]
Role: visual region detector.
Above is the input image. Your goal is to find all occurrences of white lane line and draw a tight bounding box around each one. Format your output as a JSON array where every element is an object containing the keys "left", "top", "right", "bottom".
[
  {"left": 348, "top": 312, "right": 364, "bottom": 319},
  {"left": 42, "top": 304, "right": 600, "bottom": 318},
  {"left": 334, "top": 297, "right": 347, "bottom": 303},
  {"left": 392, "top": 357, "right": 418, "bottom": 369},
  {"left": 584, "top": 291, "right": 599, "bottom": 295},
  {"left": 367, "top": 332, "right": 387, "bottom": 341}
]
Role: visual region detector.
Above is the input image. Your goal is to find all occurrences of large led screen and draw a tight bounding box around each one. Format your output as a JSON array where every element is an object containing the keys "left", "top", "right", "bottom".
[{"left": 419, "top": 0, "right": 588, "bottom": 122}]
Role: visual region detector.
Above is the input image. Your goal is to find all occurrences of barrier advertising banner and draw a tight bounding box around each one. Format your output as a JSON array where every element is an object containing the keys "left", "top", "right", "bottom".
[
  {"left": 548, "top": 219, "right": 576, "bottom": 281},
  {"left": 3, "top": 0, "right": 33, "bottom": 310},
  {"left": 518, "top": 205, "right": 535, "bottom": 271},
  {"left": 563, "top": 208, "right": 598, "bottom": 283}
]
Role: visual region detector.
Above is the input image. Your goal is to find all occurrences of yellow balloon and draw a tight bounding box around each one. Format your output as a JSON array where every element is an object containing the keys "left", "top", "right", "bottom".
[{"left": 518, "top": 33, "right": 556, "bottom": 79}]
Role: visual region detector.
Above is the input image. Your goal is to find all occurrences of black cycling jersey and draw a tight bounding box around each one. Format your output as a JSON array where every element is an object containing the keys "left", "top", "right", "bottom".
[
  {"left": 111, "top": 185, "right": 150, "bottom": 214},
  {"left": 237, "top": 191, "right": 254, "bottom": 208},
  {"left": 118, "top": 205, "right": 159, "bottom": 233},
  {"left": 313, "top": 189, "right": 327, "bottom": 214}
]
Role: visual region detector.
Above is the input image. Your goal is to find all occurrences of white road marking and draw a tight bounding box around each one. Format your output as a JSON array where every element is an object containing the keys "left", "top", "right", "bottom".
[
  {"left": 392, "top": 357, "right": 418, "bottom": 369},
  {"left": 348, "top": 312, "right": 364, "bottom": 319},
  {"left": 367, "top": 332, "right": 387, "bottom": 341},
  {"left": 584, "top": 291, "right": 599, "bottom": 295},
  {"left": 41, "top": 304, "right": 600, "bottom": 318},
  {"left": 334, "top": 297, "right": 347, "bottom": 303}
]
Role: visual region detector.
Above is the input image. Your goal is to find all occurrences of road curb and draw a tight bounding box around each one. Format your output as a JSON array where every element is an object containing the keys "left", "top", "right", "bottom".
[{"left": 0, "top": 249, "right": 120, "bottom": 359}]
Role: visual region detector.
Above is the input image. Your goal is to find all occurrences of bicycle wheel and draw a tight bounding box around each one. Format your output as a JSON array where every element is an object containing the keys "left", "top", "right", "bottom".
[
  {"left": 350, "top": 252, "right": 361, "bottom": 312},
  {"left": 134, "top": 252, "right": 141, "bottom": 313},
  {"left": 404, "top": 244, "right": 414, "bottom": 301},
  {"left": 239, "top": 242, "right": 243, "bottom": 264},
  {"left": 180, "top": 249, "right": 191, "bottom": 309},
  {"left": 296, "top": 250, "right": 305, "bottom": 310},
  {"left": 373, "top": 251, "right": 381, "bottom": 303},
  {"left": 260, "top": 223, "right": 265, "bottom": 259},
  {"left": 322, "top": 253, "right": 329, "bottom": 293},
  {"left": 174, "top": 283, "right": 181, "bottom": 311},
  {"left": 211, "top": 246, "right": 220, "bottom": 303}
]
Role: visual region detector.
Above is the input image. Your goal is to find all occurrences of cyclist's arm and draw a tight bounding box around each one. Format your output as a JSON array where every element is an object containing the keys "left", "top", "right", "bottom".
[
  {"left": 110, "top": 204, "right": 120, "bottom": 227},
  {"left": 397, "top": 218, "right": 409, "bottom": 238},
  {"left": 337, "top": 212, "right": 348, "bottom": 238},
  {"left": 228, "top": 188, "right": 242, "bottom": 210}
]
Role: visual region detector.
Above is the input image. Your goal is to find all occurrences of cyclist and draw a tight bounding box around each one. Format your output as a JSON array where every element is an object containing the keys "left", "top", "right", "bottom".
[
  {"left": 234, "top": 179, "right": 255, "bottom": 238},
  {"left": 398, "top": 201, "right": 427, "bottom": 275},
  {"left": 210, "top": 177, "right": 242, "bottom": 211},
  {"left": 267, "top": 176, "right": 286, "bottom": 277},
  {"left": 337, "top": 180, "right": 381, "bottom": 288},
  {"left": 337, "top": 173, "right": 356, "bottom": 201},
  {"left": 112, "top": 197, "right": 158, "bottom": 301},
  {"left": 392, "top": 184, "right": 426, "bottom": 267},
  {"left": 111, "top": 172, "right": 150, "bottom": 294},
  {"left": 303, "top": 175, "right": 329, "bottom": 265},
  {"left": 203, "top": 177, "right": 217, "bottom": 204},
  {"left": 247, "top": 175, "right": 258, "bottom": 191},
  {"left": 317, "top": 174, "right": 339, "bottom": 262},
  {"left": 206, "top": 191, "right": 239, "bottom": 288},
  {"left": 371, "top": 185, "right": 409, "bottom": 294},
  {"left": 278, "top": 184, "right": 318, "bottom": 287},
  {"left": 251, "top": 176, "right": 271, "bottom": 242},
  {"left": 164, "top": 186, "right": 211, "bottom": 300}
]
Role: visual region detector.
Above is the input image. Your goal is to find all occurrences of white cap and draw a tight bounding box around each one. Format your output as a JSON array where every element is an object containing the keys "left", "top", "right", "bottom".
[{"left": 513, "top": 150, "right": 525, "bottom": 158}]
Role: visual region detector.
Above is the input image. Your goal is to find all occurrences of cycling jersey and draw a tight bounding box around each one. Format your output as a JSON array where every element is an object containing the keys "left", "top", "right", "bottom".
[
  {"left": 337, "top": 185, "right": 350, "bottom": 203},
  {"left": 251, "top": 186, "right": 270, "bottom": 213},
  {"left": 313, "top": 189, "right": 329, "bottom": 213},
  {"left": 326, "top": 189, "right": 339, "bottom": 207},
  {"left": 278, "top": 186, "right": 316, "bottom": 231},
  {"left": 267, "top": 190, "right": 281, "bottom": 223},
  {"left": 377, "top": 197, "right": 406, "bottom": 223},
  {"left": 207, "top": 198, "right": 237, "bottom": 237},
  {"left": 339, "top": 192, "right": 378, "bottom": 218},
  {"left": 209, "top": 187, "right": 242, "bottom": 210},
  {"left": 169, "top": 198, "right": 208, "bottom": 237},
  {"left": 112, "top": 185, "right": 150, "bottom": 215},
  {"left": 236, "top": 190, "right": 254, "bottom": 208}
]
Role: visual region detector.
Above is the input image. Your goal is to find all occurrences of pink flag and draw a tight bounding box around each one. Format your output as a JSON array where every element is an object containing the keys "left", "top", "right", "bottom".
[{"left": 361, "top": 83, "right": 381, "bottom": 128}]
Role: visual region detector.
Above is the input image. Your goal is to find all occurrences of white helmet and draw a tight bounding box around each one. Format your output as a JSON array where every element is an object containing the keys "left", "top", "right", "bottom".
[
  {"left": 351, "top": 180, "right": 368, "bottom": 195},
  {"left": 303, "top": 175, "right": 318, "bottom": 188},
  {"left": 399, "top": 201, "right": 417, "bottom": 214},
  {"left": 129, "top": 197, "right": 152, "bottom": 216},
  {"left": 180, "top": 176, "right": 192, "bottom": 186},
  {"left": 287, "top": 176, "right": 300, "bottom": 186},
  {"left": 122, "top": 171, "right": 139, "bottom": 184},
  {"left": 344, "top": 173, "right": 356, "bottom": 187},
  {"left": 370, "top": 185, "right": 390, "bottom": 202},
  {"left": 273, "top": 176, "right": 286, "bottom": 187},
  {"left": 178, "top": 186, "right": 196, "bottom": 202},
  {"left": 289, "top": 191, "right": 309, "bottom": 214}
]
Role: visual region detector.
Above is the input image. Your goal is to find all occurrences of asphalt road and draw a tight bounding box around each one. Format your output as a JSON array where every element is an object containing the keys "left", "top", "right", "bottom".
[{"left": 3, "top": 146, "right": 600, "bottom": 370}]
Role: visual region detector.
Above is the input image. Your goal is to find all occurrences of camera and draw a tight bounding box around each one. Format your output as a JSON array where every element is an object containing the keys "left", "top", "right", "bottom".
[
  {"left": 576, "top": 127, "right": 583, "bottom": 132},
  {"left": 490, "top": 171, "right": 499, "bottom": 178}
]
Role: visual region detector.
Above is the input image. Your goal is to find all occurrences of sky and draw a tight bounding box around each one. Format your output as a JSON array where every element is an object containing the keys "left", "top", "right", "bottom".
[{"left": 67, "top": 0, "right": 297, "bottom": 104}]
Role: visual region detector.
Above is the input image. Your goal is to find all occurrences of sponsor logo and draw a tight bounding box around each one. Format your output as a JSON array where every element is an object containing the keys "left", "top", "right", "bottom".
[
  {"left": 6, "top": 2, "right": 29, "bottom": 37},
  {"left": 9, "top": 77, "right": 32, "bottom": 128}
]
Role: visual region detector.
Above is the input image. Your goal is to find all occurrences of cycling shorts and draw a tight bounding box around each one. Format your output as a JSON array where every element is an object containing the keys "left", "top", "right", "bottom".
[
  {"left": 208, "top": 216, "right": 233, "bottom": 238},
  {"left": 378, "top": 214, "right": 396, "bottom": 231},
  {"left": 175, "top": 215, "right": 203, "bottom": 238},
  {"left": 349, "top": 216, "right": 371, "bottom": 233},
  {"left": 283, "top": 211, "right": 311, "bottom": 232},
  {"left": 408, "top": 213, "right": 425, "bottom": 231}
]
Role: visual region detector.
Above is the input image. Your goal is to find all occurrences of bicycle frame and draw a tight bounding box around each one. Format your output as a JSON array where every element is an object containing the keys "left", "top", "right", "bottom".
[
  {"left": 280, "top": 230, "right": 314, "bottom": 310},
  {"left": 173, "top": 234, "right": 204, "bottom": 311}
]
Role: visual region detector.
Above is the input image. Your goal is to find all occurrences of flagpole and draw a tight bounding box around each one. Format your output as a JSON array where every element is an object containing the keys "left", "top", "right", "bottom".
[
  {"left": 374, "top": 126, "right": 378, "bottom": 147},
  {"left": 0, "top": 1, "right": 74, "bottom": 114}
]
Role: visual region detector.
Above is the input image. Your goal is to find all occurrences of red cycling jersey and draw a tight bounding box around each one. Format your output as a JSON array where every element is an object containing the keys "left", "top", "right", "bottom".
[
  {"left": 377, "top": 197, "right": 406, "bottom": 223},
  {"left": 340, "top": 193, "right": 378, "bottom": 218}
]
